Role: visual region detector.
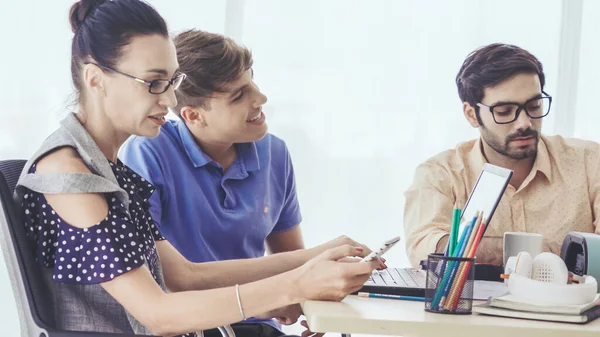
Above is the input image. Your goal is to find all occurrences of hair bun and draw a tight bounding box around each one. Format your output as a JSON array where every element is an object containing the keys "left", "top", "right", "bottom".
[{"left": 69, "top": 0, "right": 106, "bottom": 33}]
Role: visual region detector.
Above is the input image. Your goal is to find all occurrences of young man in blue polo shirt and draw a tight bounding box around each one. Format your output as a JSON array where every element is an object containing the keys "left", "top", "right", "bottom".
[{"left": 120, "top": 29, "right": 375, "bottom": 337}]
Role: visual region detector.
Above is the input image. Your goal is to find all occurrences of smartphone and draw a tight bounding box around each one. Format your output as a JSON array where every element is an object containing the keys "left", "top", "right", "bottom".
[{"left": 361, "top": 236, "right": 401, "bottom": 262}]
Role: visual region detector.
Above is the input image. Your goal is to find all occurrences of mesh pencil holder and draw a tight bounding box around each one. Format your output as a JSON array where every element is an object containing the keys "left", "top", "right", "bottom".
[{"left": 424, "top": 253, "right": 475, "bottom": 314}]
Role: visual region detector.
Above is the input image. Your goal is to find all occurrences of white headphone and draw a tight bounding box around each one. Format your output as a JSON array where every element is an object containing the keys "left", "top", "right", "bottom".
[{"left": 503, "top": 251, "right": 598, "bottom": 305}]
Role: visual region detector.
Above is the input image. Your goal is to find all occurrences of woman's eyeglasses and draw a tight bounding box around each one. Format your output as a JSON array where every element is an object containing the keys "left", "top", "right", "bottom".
[{"left": 84, "top": 62, "right": 186, "bottom": 94}]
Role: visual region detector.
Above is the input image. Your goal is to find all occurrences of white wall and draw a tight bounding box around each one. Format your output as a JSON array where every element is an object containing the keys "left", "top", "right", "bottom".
[
  {"left": 241, "top": 0, "right": 563, "bottom": 267},
  {"left": 0, "top": 0, "right": 596, "bottom": 335}
]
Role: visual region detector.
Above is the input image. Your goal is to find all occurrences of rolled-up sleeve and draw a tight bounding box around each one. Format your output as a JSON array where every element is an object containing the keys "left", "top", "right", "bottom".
[
  {"left": 587, "top": 144, "right": 600, "bottom": 234},
  {"left": 403, "top": 162, "right": 455, "bottom": 267}
]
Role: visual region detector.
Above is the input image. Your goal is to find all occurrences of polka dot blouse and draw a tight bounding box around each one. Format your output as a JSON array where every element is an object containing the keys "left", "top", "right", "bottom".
[
  {"left": 22, "top": 160, "right": 199, "bottom": 336},
  {"left": 22, "top": 160, "right": 166, "bottom": 284}
]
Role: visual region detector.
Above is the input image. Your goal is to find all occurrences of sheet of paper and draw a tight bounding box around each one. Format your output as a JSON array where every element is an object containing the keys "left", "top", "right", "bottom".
[{"left": 473, "top": 280, "right": 508, "bottom": 300}]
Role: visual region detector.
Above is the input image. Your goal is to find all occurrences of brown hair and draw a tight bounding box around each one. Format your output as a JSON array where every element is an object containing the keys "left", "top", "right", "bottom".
[
  {"left": 456, "top": 43, "right": 545, "bottom": 124},
  {"left": 173, "top": 29, "right": 253, "bottom": 113},
  {"left": 69, "top": 0, "right": 168, "bottom": 102}
]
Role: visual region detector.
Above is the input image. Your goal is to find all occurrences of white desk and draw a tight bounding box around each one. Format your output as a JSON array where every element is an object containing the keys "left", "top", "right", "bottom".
[{"left": 302, "top": 295, "right": 600, "bottom": 337}]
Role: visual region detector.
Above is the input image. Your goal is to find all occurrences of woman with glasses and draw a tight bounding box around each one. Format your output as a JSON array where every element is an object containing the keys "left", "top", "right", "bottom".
[{"left": 14, "top": 1, "right": 380, "bottom": 336}]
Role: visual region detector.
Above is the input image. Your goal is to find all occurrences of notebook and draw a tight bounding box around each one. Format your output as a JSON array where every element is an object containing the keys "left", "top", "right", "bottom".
[
  {"left": 473, "top": 302, "right": 600, "bottom": 324},
  {"left": 488, "top": 293, "right": 600, "bottom": 315}
]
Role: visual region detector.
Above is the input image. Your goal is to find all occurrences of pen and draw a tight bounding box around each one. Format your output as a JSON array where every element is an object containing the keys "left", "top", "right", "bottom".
[{"left": 358, "top": 292, "right": 425, "bottom": 302}]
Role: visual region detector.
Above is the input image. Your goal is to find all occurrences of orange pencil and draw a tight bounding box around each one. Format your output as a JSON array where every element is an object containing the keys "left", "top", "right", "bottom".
[
  {"left": 463, "top": 212, "right": 482, "bottom": 258},
  {"left": 444, "top": 212, "right": 482, "bottom": 310},
  {"left": 449, "top": 218, "right": 487, "bottom": 311}
]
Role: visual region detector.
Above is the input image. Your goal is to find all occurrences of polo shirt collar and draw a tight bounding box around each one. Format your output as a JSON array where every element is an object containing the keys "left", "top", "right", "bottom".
[
  {"left": 235, "top": 142, "right": 260, "bottom": 172},
  {"left": 177, "top": 120, "right": 212, "bottom": 168},
  {"left": 176, "top": 120, "right": 261, "bottom": 172}
]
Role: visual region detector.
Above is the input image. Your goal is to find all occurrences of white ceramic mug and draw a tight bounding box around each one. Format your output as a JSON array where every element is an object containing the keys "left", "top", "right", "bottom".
[{"left": 503, "top": 232, "right": 543, "bottom": 265}]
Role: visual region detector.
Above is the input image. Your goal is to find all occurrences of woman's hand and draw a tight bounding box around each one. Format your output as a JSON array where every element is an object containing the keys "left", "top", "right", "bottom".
[
  {"left": 291, "top": 245, "right": 380, "bottom": 302},
  {"left": 310, "top": 236, "right": 386, "bottom": 268}
]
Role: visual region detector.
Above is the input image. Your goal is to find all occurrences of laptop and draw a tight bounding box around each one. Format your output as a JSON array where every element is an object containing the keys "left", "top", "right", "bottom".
[{"left": 358, "top": 163, "right": 513, "bottom": 297}]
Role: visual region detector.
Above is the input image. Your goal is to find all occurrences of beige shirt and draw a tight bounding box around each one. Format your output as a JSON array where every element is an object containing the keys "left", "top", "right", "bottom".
[{"left": 404, "top": 135, "right": 600, "bottom": 267}]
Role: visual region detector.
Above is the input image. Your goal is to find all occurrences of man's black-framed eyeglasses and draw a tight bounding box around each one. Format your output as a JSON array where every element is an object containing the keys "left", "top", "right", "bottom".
[
  {"left": 476, "top": 91, "right": 552, "bottom": 125},
  {"left": 84, "top": 62, "right": 186, "bottom": 94}
]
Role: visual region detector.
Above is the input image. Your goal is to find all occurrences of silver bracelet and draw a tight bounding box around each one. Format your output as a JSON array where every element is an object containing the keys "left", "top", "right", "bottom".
[{"left": 235, "top": 284, "right": 246, "bottom": 320}]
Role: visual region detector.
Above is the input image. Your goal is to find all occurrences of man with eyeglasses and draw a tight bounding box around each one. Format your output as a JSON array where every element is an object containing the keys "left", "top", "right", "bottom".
[{"left": 403, "top": 43, "right": 600, "bottom": 267}]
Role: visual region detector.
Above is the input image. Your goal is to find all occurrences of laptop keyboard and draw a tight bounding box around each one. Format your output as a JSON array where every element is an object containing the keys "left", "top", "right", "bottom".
[{"left": 366, "top": 268, "right": 426, "bottom": 288}]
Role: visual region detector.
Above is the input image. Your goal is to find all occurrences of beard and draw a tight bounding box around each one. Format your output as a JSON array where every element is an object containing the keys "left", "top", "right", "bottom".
[{"left": 481, "top": 127, "right": 539, "bottom": 160}]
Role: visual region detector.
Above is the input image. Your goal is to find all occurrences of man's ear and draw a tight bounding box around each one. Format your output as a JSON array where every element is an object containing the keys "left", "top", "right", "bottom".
[
  {"left": 463, "top": 102, "right": 480, "bottom": 128},
  {"left": 180, "top": 106, "right": 207, "bottom": 127}
]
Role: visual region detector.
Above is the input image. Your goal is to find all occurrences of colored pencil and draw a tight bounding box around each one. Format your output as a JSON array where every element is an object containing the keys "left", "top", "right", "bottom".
[
  {"left": 444, "top": 213, "right": 483, "bottom": 310},
  {"left": 438, "top": 202, "right": 461, "bottom": 295},
  {"left": 432, "top": 220, "right": 472, "bottom": 309},
  {"left": 438, "top": 212, "right": 478, "bottom": 308},
  {"left": 448, "top": 217, "right": 488, "bottom": 311},
  {"left": 358, "top": 292, "right": 425, "bottom": 302},
  {"left": 448, "top": 201, "right": 461, "bottom": 256},
  {"left": 431, "top": 213, "right": 477, "bottom": 309}
]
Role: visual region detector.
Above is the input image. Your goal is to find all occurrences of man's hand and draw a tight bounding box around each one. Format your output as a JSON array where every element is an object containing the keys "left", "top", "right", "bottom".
[
  {"left": 318, "top": 236, "right": 386, "bottom": 268},
  {"left": 317, "top": 235, "right": 371, "bottom": 254},
  {"left": 300, "top": 319, "right": 323, "bottom": 337}
]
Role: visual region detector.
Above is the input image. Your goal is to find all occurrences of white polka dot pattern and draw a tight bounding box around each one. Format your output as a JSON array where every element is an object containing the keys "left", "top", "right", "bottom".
[{"left": 23, "top": 160, "right": 166, "bottom": 285}]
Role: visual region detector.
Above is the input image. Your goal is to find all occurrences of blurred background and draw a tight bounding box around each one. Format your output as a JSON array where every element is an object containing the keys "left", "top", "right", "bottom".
[{"left": 1, "top": 0, "right": 598, "bottom": 335}]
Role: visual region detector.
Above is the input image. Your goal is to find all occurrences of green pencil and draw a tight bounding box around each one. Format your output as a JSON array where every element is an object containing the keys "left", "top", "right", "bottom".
[{"left": 449, "top": 202, "right": 461, "bottom": 256}]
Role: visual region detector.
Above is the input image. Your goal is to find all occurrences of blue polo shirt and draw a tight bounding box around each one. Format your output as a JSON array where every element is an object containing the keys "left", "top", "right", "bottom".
[{"left": 119, "top": 120, "right": 302, "bottom": 328}]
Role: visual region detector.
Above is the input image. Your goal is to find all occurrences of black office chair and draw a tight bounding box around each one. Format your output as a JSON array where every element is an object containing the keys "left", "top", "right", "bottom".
[{"left": 0, "top": 160, "right": 234, "bottom": 337}]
